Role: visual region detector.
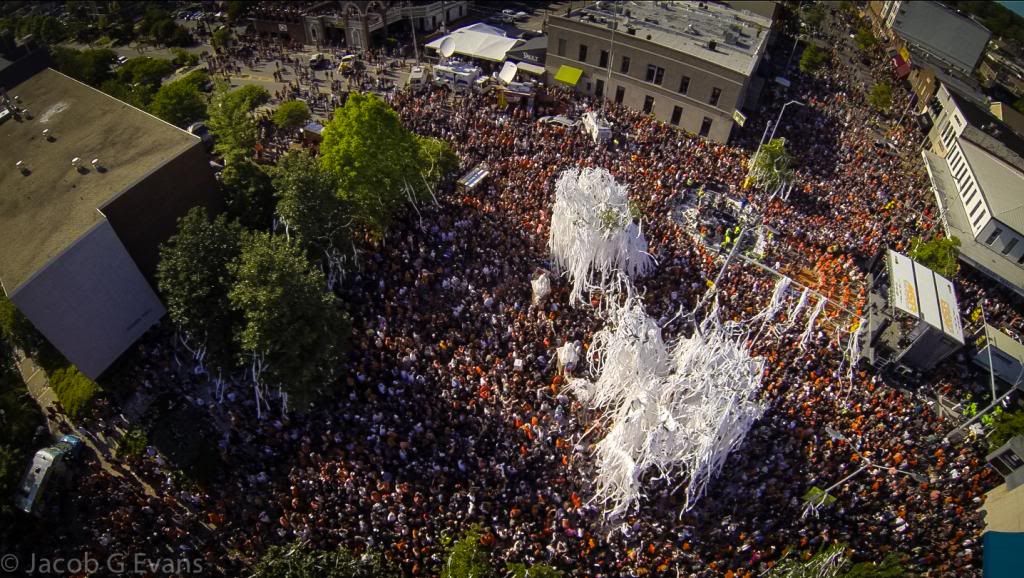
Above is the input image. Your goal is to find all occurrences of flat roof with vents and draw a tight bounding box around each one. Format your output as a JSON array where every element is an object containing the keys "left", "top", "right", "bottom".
[
  {"left": 566, "top": 0, "right": 772, "bottom": 75},
  {"left": 0, "top": 68, "right": 198, "bottom": 293}
]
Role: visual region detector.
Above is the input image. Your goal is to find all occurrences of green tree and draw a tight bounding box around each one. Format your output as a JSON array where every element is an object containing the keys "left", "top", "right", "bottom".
[
  {"left": 229, "top": 84, "right": 272, "bottom": 112},
  {"left": 854, "top": 27, "right": 876, "bottom": 52},
  {"left": 440, "top": 526, "right": 492, "bottom": 578},
  {"left": 273, "top": 100, "right": 312, "bottom": 131},
  {"left": 799, "top": 44, "right": 829, "bottom": 74},
  {"left": 99, "top": 78, "right": 155, "bottom": 109},
  {"left": 801, "top": 4, "right": 826, "bottom": 28},
  {"left": 989, "top": 409, "right": 1024, "bottom": 451},
  {"left": 116, "top": 56, "right": 175, "bottom": 90},
  {"left": 320, "top": 93, "right": 428, "bottom": 236},
  {"left": 252, "top": 543, "right": 400, "bottom": 578},
  {"left": 171, "top": 48, "right": 199, "bottom": 68},
  {"left": 150, "top": 77, "right": 208, "bottom": 128},
  {"left": 228, "top": 232, "right": 348, "bottom": 397},
  {"left": 909, "top": 236, "right": 960, "bottom": 278},
  {"left": 868, "top": 82, "right": 893, "bottom": 113},
  {"left": 751, "top": 137, "right": 792, "bottom": 191},
  {"left": 221, "top": 160, "right": 277, "bottom": 230},
  {"left": 212, "top": 27, "right": 233, "bottom": 50},
  {"left": 157, "top": 208, "right": 243, "bottom": 372},
  {"left": 415, "top": 135, "right": 459, "bottom": 195},
  {"left": 272, "top": 150, "right": 350, "bottom": 256},
  {"left": 51, "top": 47, "right": 117, "bottom": 86},
  {"left": 207, "top": 83, "right": 268, "bottom": 163}
]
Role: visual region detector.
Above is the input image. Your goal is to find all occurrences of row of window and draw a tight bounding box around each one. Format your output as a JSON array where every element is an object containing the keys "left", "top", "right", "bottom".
[
  {"left": 557, "top": 38, "right": 722, "bottom": 107},
  {"left": 945, "top": 143, "right": 988, "bottom": 230},
  {"left": 608, "top": 84, "right": 713, "bottom": 136}
]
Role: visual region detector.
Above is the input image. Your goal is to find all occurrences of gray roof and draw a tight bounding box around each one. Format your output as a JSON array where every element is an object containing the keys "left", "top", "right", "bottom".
[
  {"left": 958, "top": 139, "right": 1024, "bottom": 235},
  {"left": 924, "top": 150, "right": 1024, "bottom": 297},
  {"left": 0, "top": 69, "right": 198, "bottom": 293},
  {"left": 565, "top": 0, "right": 772, "bottom": 76},
  {"left": 892, "top": 0, "right": 991, "bottom": 75}
]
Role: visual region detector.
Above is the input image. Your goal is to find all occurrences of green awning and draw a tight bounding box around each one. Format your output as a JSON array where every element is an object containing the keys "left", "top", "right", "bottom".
[{"left": 554, "top": 65, "right": 583, "bottom": 86}]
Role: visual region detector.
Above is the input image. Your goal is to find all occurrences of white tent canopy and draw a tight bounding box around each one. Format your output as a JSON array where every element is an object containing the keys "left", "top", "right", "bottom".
[{"left": 426, "top": 23, "right": 523, "bottom": 62}]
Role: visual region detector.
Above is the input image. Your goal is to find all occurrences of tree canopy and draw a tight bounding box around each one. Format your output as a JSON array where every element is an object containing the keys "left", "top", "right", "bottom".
[
  {"left": 228, "top": 232, "right": 348, "bottom": 397},
  {"left": 221, "top": 160, "right": 277, "bottom": 230},
  {"left": 989, "top": 409, "right": 1024, "bottom": 451},
  {"left": 51, "top": 47, "right": 117, "bottom": 87},
  {"left": 799, "top": 45, "right": 829, "bottom": 74},
  {"left": 273, "top": 100, "right": 312, "bottom": 131},
  {"left": 854, "top": 27, "right": 877, "bottom": 51},
  {"left": 115, "top": 56, "right": 175, "bottom": 90},
  {"left": 207, "top": 83, "right": 269, "bottom": 163},
  {"left": 150, "top": 76, "right": 208, "bottom": 128},
  {"left": 157, "top": 208, "right": 243, "bottom": 371},
  {"left": 320, "top": 93, "right": 451, "bottom": 236},
  {"left": 868, "top": 82, "right": 893, "bottom": 113},
  {"left": 272, "top": 150, "right": 350, "bottom": 255},
  {"left": 751, "top": 137, "right": 793, "bottom": 191},
  {"left": 909, "top": 236, "right": 960, "bottom": 278}
]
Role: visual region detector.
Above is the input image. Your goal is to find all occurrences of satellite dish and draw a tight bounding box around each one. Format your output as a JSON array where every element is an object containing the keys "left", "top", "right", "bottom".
[
  {"left": 439, "top": 37, "right": 456, "bottom": 58},
  {"left": 499, "top": 61, "right": 518, "bottom": 84}
]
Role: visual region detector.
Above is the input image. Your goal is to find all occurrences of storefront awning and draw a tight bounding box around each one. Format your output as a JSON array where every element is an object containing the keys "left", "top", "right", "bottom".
[
  {"left": 554, "top": 65, "right": 583, "bottom": 86},
  {"left": 516, "top": 62, "right": 546, "bottom": 76},
  {"left": 892, "top": 54, "right": 911, "bottom": 78}
]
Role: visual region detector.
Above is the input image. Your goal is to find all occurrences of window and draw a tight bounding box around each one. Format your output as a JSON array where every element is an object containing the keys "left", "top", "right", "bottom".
[
  {"left": 595, "top": 78, "right": 604, "bottom": 99},
  {"left": 985, "top": 228, "right": 1003, "bottom": 245},
  {"left": 973, "top": 210, "right": 987, "bottom": 228},
  {"left": 1003, "top": 238, "right": 1019, "bottom": 255},
  {"left": 671, "top": 105, "right": 683, "bottom": 126},
  {"left": 969, "top": 200, "right": 982, "bottom": 219},
  {"left": 620, "top": 55, "right": 631, "bottom": 73},
  {"left": 710, "top": 87, "right": 722, "bottom": 106},
  {"left": 615, "top": 85, "right": 625, "bottom": 104},
  {"left": 1017, "top": 251, "right": 1024, "bottom": 264},
  {"left": 679, "top": 75, "right": 690, "bottom": 94},
  {"left": 954, "top": 164, "right": 968, "bottom": 184},
  {"left": 643, "top": 95, "right": 655, "bottom": 114},
  {"left": 699, "top": 116, "right": 713, "bottom": 137},
  {"left": 645, "top": 64, "right": 664, "bottom": 85},
  {"left": 557, "top": 38, "right": 566, "bottom": 57},
  {"left": 599, "top": 49, "right": 609, "bottom": 68},
  {"left": 578, "top": 44, "right": 588, "bottom": 62}
]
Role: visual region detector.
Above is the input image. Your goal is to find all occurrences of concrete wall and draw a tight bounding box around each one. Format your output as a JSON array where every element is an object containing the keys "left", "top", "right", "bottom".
[
  {"left": 10, "top": 220, "right": 165, "bottom": 379},
  {"left": 546, "top": 17, "right": 755, "bottom": 143},
  {"left": 100, "top": 141, "right": 221, "bottom": 285},
  {"left": 978, "top": 219, "right": 1024, "bottom": 263}
]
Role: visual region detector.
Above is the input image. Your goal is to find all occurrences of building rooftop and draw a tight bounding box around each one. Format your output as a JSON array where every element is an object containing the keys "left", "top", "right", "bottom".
[
  {"left": 563, "top": 0, "right": 772, "bottom": 76},
  {"left": 892, "top": 0, "right": 990, "bottom": 75},
  {"left": 958, "top": 139, "right": 1024, "bottom": 235},
  {"left": 924, "top": 150, "right": 1024, "bottom": 297},
  {"left": 0, "top": 68, "right": 198, "bottom": 293}
]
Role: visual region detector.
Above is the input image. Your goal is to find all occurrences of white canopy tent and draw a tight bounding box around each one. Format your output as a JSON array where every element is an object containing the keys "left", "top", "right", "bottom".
[{"left": 425, "top": 23, "right": 523, "bottom": 63}]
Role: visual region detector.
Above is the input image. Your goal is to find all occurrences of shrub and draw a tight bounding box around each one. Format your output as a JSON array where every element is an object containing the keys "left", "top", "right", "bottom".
[
  {"left": 49, "top": 366, "right": 98, "bottom": 419},
  {"left": 117, "top": 428, "right": 148, "bottom": 458}
]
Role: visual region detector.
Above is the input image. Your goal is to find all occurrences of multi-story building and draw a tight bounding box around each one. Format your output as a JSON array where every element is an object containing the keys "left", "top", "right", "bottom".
[
  {"left": 0, "top": 65, "right": 220, "bottom": 379},
  {"left": 868, "top": 1, "right": 990, "bottom": 105},
  {"left": 922, "top": 83, "right": 1024, "bottom": 297},
  {"left": 250, "top": 1, "right": 470, "bottom": 49},
  {"left": 544, "top": 1, "right": 773, "bottom": 143}
]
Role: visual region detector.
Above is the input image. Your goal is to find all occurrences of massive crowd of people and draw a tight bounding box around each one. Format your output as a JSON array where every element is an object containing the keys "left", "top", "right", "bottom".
[{"left": 6, "top": 6, "right": 1017, "bottom": 578}]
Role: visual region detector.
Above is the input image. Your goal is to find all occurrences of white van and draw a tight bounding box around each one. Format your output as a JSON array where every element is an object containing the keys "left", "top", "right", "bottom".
[
  {"left": 433, "top": 63, "right": 482, "bottom": 93},
  {"left": 407, "top": 66, "right": 427, "bottom": 91}
]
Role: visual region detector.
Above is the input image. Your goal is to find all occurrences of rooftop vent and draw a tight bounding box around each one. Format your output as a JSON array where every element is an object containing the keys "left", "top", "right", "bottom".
[
  {"left": 627, "top": 27, "right": 636, "bottom": 35},
  {"left": 43, "top": 128, "right": 54, "bottom": 142},
  {"left": 91, "top": 158, "right": 103, "bottom": 171},
  {"left": 16, "top": 160, "right": 29, "bottom": 176},
  {"left": 708, "top": 40, "right": 717, "bottom": 51}
]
